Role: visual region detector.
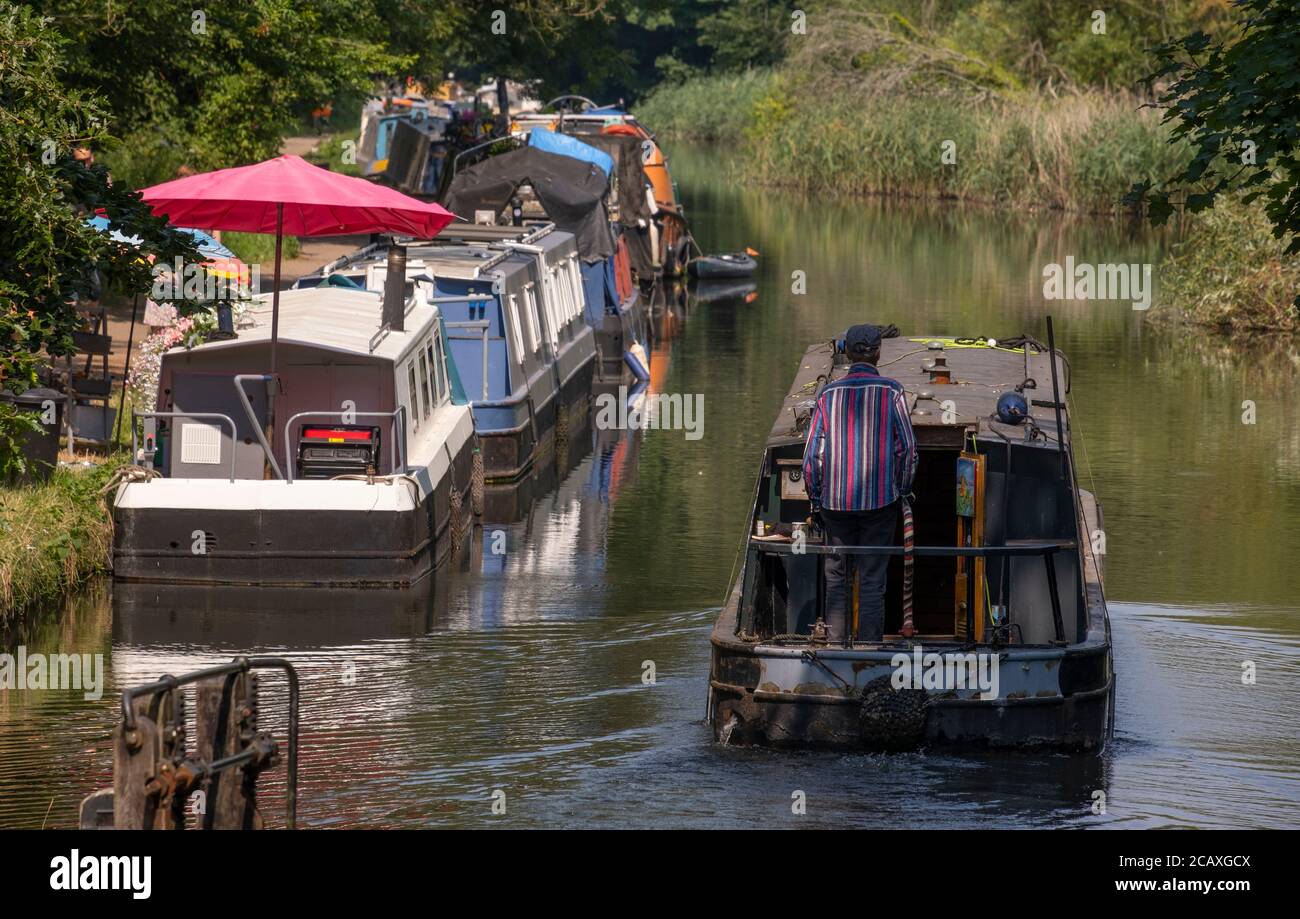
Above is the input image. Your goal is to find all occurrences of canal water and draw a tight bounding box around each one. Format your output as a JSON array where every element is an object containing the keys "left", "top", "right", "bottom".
[{"left": 3, "top": 144, "right": 1299, "bottom": 829}]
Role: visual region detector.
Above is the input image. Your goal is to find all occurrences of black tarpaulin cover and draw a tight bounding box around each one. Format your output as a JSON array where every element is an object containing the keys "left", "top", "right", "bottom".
[
  {"left": 575, "top": 133, "right": 655, "bottom": 278},
  {"left": 443, "top": 147, "right": 614, "bottom": 263}
]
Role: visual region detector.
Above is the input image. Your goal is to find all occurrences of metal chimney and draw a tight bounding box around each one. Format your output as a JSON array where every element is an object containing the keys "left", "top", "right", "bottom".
[{"left": 382, "top": 242, "right": 407, "bottom": 332}]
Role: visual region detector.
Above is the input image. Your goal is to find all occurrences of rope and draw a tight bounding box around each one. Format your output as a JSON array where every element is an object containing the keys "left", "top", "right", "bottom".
[
  {"left": 448, "top": 476, "right": 467, "bottom": 550},
  {"left": 899, "top": 497, "right": 916, "bottom": 638},
  {"left": 99, "top": 464, "right": 159, "bottom": 497},
  {"left": 471, "top": 449, "right": 484, "bottom": 516},
  {"left": 877, "top": 347, "right": 930, "bottom": 368}
]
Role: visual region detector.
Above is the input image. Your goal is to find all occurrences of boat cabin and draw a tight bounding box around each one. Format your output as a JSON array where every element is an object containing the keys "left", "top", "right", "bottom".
[{"left": 742, "top": 337, "right": 1098, "bottom": 648}]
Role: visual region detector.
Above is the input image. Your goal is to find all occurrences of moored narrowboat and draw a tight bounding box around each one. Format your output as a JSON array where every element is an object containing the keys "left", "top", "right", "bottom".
[
  {"left": 442, "top": 143, "right": 648, "bottom": 384},
  {"left": 514, "top": 102, "right": 691, "bottom": 276},
  {"left": 112, "top": 282, "right": 479, "bottom": 587},
  {"left": 708, "top": 331, "right": 1114, "bottom": 752}
]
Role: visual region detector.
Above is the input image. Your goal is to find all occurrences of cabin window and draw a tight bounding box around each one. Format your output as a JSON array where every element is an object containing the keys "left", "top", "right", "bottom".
[
  {"left": 417, "top": 347, "right": 433, "bottom": 420},
  {"left": 567, "top": 258, "right": 585, "bottom": 318},
  {"left": 524, "top": 283, "right": 542, "bottom": 354},
  {"left": 562, "top": 259, "right": 579, "bottom": 324},
  {"left": 427, "top": 334, "right": 447, "bottom": 406},
  {"left": 554, "top": 263, "right": 573, "bottom": 331},
  {"left": 543, "top": 269, "right": 561, "bottom": 347},
  {"left": 507, "top": 294, "right": 525, "bottom": 364},
  {"left": 406, "top": 361, "right": 421, "bottom": 433}
]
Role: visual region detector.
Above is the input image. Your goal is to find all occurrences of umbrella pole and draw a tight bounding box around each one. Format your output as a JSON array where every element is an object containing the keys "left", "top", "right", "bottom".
[
  {"left": 271, "top": 202, "right": 283, "bottom": 376},
  {"left": 265, "top": 202, "right": 284, "bottom": 479}
]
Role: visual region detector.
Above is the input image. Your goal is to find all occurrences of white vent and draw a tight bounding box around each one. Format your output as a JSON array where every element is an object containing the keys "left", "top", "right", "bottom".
[{"left": 179, "top": 422, "right": 222, "bottom": 465}]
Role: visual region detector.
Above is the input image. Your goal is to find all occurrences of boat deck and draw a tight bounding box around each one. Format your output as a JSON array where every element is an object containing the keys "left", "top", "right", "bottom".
[{"left": 770, "top": 338, "right": 1070, "bottom": 450}]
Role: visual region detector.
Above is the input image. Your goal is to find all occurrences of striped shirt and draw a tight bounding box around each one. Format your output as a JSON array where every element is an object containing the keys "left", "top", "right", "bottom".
[{"left": 802, "top": 363, "right": 918, "bottom": 511}]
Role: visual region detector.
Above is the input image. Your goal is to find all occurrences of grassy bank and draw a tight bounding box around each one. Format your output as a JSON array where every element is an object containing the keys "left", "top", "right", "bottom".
[
  {"left": 640, "top": 73, "right": 1185, "bottom": 215},
  {"left": 222, "top": 231, "right": 302, "bottom": 265},
  {"left": 0, "top": 460, "right": 121, "bottom": 621},
  {"left": 638, "top": 70, "right": 776, "bottom": 144}
]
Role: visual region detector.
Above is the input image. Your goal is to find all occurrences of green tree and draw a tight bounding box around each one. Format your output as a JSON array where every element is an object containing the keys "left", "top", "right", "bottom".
[
  {"left": 696, "top": 0, "right": 793, "bottom": 72},
  {"left": 36, "top": 0, "right": 409, "bottom": 171},
  {"left": 0, "top": 4, "right": 199, "bottom": 468},
  {"left": 1127, "top": 0, "right": 1300, "bottom": 290}
]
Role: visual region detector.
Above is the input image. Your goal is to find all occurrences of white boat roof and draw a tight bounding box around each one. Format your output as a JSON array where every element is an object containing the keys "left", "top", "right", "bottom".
[{"left": 186, "top": 287, "right": 440, "bottom": 362}]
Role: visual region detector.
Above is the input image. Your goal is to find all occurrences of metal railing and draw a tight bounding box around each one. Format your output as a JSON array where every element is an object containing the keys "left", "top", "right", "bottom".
[
  {"left": 131, "top": 411, "right": 237, "bottom": 482},
  {"left": 233, "top": 374, "right": 284, "bottom": 480},
  {"left": 448, "top": 132, "right": 525, "bottom": 184},
  {"left": 281, "top": 406, "right": 408, "bottom": 484},
  {"left": 750, "top": 538, "right": 1075, "bottom": 645}
]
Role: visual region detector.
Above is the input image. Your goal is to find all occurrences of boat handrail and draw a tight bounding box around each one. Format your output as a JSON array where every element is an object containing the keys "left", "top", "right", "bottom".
[
  {"left": 444, "top": 319, "right": 492, "bottom": 400},
  {"left": 750, "top": 539, "right": 1073, "bottom": 644},
  {"left": 749, "top": 540, "right": 1075, "bottom": 558},
  {"left": 281, "top": 406, "right": 408, "bottom": 484},
  {"left": 316, "top": 241, "right": 386, "bottom": 277},
  {"left": 233, "top": 374, "right": 285, "bottom": 480},
  {"left": 449, "top": 131, "right": 526, "bottom": 183},
  {"left": 131, "top": 410, "right": 238, "bottom": 482},
  {"left": 473, "top": 247, "right": 517, "bottom": 277}
]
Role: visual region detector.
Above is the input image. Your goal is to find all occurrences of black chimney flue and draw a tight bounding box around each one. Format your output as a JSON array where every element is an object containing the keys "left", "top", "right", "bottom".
[{"left": 382, "top": 242, "right": 407, "bottom": 332}]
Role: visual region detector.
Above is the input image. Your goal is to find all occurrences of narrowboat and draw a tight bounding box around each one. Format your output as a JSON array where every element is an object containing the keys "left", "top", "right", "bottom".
[
  {"left": 293, "top": 223, "right": 596, "bottom": 482},
  {"left": 708, "top": 332, "right": 1114, "bottom": 752},
  {"left": 112, "top": 281, "right": 479, "bottom": 587},
  {"left": 514, "top": 101, "right": 691, "bottom": 276},
  {"left": 357, "top": 95, "right": 454, "bottom": 192},
  {"left": 442, "top": 143, "right": 648, "bottom": 384}
]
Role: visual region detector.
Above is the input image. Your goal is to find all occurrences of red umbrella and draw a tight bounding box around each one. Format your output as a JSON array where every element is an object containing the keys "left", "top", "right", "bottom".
[
  {"left": 142, "top": 154, "right": 455, "bottom": 375},
  {"left": 141, "top": 155, "right": 454, "bottom": 474}
]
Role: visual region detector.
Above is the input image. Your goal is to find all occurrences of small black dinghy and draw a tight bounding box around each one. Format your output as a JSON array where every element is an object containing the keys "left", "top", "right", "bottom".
[{"left": 688, "top": 250, "right": 757, "bottom": 279}]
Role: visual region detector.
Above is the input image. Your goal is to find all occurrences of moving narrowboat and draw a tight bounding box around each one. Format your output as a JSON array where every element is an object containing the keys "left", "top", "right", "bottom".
[
  {"left": 708, "top": 332, "right": 1114, "bottom": 751},
  {"left": 293, "top": 223, "right": 596, "bottom": 482},
  {"left": 112, "top": 282, "right": 479, "bottom": 587}
]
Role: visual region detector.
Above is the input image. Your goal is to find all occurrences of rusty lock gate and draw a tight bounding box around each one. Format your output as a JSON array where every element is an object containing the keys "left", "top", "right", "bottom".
[{"left": 79, "top": 657, "right": 299, "bottom": 830}]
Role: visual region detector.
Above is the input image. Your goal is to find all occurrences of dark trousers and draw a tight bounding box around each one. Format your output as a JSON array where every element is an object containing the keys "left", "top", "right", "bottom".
[{"left": 822, "top": 503, "right": 898, "bottom": 642}]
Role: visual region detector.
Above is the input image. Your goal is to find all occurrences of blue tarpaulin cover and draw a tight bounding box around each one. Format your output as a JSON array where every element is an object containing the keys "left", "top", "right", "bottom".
[{"left": 528, "top": 128, "right": 614, "bottom": 177}]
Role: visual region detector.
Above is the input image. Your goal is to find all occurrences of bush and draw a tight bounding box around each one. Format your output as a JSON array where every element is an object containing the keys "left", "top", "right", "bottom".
[
  {"left": 740, "top": 91, "right": 1186, "bottom": 214},
  {"left": 637, "top": 69, "right": 776, "bottom": 142},
  {"left": 1157, "top": 197, "right": 1300, "bottom": 333}
]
